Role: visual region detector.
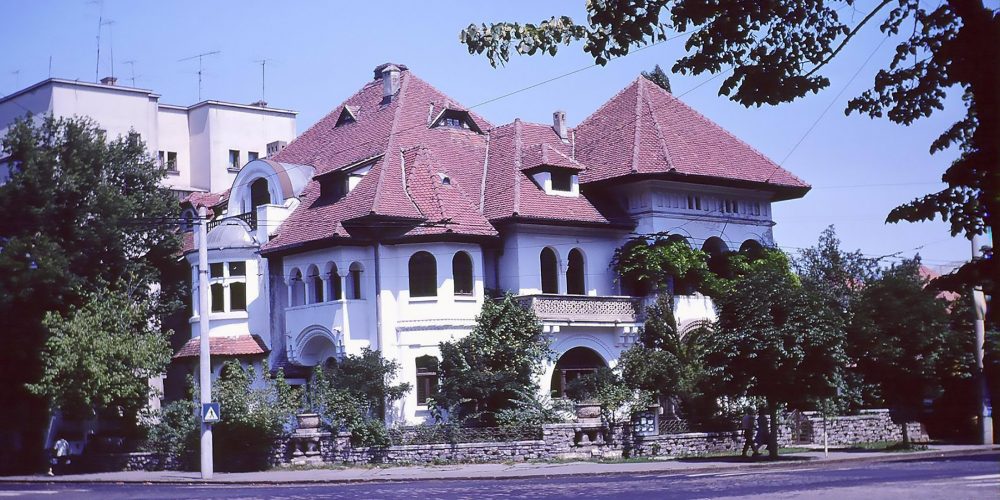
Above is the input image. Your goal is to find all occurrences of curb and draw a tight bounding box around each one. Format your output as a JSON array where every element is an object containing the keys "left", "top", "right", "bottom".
[{"left": 2, "top": 446, "right": 997, "bottom": 486}]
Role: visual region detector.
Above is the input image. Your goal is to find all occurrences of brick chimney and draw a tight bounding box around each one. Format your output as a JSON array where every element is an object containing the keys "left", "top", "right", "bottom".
[
  {"left": 100, "top": 76, "right": 117, "bottom": 86},
  {"left": 553, "top": 110, "right": 568, "bottom": 141}
]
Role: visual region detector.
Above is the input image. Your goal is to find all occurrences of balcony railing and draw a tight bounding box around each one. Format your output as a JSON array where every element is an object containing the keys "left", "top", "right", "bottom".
[
  {"left": 516, "top": 294, "right": 642, "bottom": 324},
  {"left": 207, "top": 211, "right": 257, "bottom": 232}
]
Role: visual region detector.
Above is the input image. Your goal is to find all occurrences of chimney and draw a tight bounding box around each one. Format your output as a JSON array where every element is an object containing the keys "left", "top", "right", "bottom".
[
  {"left": 250, "top": 100, "right": 268, "bottom": 108},
  {"left": 553, "top": 110, "right": 568, "bottom": 141},
  {"left": 100, "top": 76, "right": 117, "bottom": 86},
  {"left": 382, "top": 64, "right": 401, "bottom": 100}
]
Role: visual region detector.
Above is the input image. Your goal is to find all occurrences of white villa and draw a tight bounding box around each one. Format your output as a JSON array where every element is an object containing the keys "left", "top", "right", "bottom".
[
  {"left": 174, "top": 63, "right": 810, "bottom": 425},
  {"left": 0, "top": 76, "right": 297, "bottom": 197}
]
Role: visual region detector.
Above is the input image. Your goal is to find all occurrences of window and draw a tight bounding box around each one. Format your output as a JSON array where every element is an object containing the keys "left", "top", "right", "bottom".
[
  {"left": 408, "top": 251, "right": 437, "bottom": 298},
  {"left": 348, "top": 262, "right": 363, "bottom": 299},
  {"left": 415, "top": 356, "right": 439, "bottom": 405},
  {"left": 567, "top": 248, "right": 585, "bottom": 295},
  {"left": 250, "top": 178, "right": 271, "bottom": 212},
  {"left": 687, "top": 195, "right": 702, "bottom": 210},
  {"left": 289, "top": 268, "right": 305, "bottom": 306},
  {"left": 452, "top": 252, "right": 473, "bottom": 296},
  {"left": 228, "top": 150, "right": 241, "bottom": 171},
  {"left": 166, "top": 151, "right": 177, "bottom": 171},
  {"left": 540, "top": 248, "right": 559, "bottom": 294},
  {"left": 319, "top": 175, "right": 349, "bottom": 203},
  {"left": 431, "top": 109, "right": 482, "bottom": 133},
  {"left": 157, "top": 151, "right": 165, "bottom": 166},
  {"left": 229, "top": 282, "right": 247, "bottom": 311},
  {"left": 328, "top": 263, "right": 343, "bottom": 300},
  {"left": 722, "top": 199, "right": 738, "bottom": 214},
  {"left": 551, "top": 171, "right": 573, "bottom": 192},
  {"left": 211, "top": 284, "right": 225, "bottom": 312},
  {"left": 248, "top": 151, "right": 259, "bottom": 162},
  {"left": 210, "top": 263, "right": 224, "bottom": 278},
  {"left": 207, "top": 261, "right": 248, "bottom": 313}
]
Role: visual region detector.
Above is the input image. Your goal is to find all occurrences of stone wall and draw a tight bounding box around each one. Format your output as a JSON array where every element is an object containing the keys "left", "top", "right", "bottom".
[{"left": 797, "top": 409, "right": 929, "bottom": 446}]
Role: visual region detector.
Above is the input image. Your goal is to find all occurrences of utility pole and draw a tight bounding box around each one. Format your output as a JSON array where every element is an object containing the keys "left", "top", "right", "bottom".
[
  {"left": 972, "top": 233, "right": 993, "bottom": 444},
  {"left": 197, "top": 206, "right": 214, "bottom": 478}
]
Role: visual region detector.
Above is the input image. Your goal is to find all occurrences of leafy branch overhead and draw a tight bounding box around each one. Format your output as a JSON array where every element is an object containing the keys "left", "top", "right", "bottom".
[{"left": 461, "top": 1, "right": 1000, "bottom": 297}]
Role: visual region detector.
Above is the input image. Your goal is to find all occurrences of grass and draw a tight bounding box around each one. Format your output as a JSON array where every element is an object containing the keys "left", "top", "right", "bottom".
[{"left": 844, "top": 441, "right": 929, "bottom": 452}]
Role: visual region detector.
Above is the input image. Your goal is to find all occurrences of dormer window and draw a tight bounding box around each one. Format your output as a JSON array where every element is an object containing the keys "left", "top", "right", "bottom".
[
  {"left": 317, "top": 161, "right": 373, "bottom": 203},
  {"left": 335, "top": 106, "right": 359, "bottom": 127},
  {"left": 551, "top": 171, "right": 573, "bottom": 192},
  {"left": 431, "top": 109, "right": 482, "bottom": 133}
]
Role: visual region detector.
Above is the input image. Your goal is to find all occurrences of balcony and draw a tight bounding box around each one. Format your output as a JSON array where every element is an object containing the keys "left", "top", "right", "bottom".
[
  {"left": 208, "top": 211, "right": 257, "bottom": 232},
  {"left": 516, "top": 294, "right": 642, "bottom": 324}
]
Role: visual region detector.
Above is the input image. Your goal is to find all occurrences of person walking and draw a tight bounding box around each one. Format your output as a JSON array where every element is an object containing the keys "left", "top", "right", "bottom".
[
  {"left": 740, "top": 408, "right": 755, "bottom": 457},
  {"left": 753, "top": 411, "right": 771, "bottom": 457}
]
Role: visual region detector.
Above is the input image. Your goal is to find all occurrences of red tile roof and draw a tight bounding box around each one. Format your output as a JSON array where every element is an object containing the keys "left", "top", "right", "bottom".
[
  {"left": 573, "top": 76, "right": 810, "bottom": 198},
  {"left": 260, "top": 65, "right": 808, "bottom": 254},
  {"left": 173, "top": 334, "right": 269, "bottom": 359}
]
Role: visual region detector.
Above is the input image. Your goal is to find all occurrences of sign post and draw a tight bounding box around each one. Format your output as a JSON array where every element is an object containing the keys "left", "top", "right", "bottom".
[{"left": 197, "top": 207, "right": 214, "bottom": 478}]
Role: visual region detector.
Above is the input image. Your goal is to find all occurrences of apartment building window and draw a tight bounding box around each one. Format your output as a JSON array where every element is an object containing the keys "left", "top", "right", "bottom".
[
  {"left": 415, "top": 355, "right": 439, "bottom": 405},
  {"left": 248, "top": 151, "right": 259, "bottom": 162},
  {"left": 208, "top": 261, "right": 248, "bottom": 312},
  {"left": 228, "top": 150, "right": 241, "bottom": 171},
  {"left": 166, "top": 152, "right": 178, "bottom": 172}
]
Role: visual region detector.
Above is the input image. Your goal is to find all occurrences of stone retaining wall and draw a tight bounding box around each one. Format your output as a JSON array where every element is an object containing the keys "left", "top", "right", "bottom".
[{"left": 798, "top": 409, "right": 929, "bottom": 446}]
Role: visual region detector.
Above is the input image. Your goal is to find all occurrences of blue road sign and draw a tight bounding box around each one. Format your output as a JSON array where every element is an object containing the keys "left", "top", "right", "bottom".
[{"left": 202, "top": 403, "right": 221, "bottom": 423}]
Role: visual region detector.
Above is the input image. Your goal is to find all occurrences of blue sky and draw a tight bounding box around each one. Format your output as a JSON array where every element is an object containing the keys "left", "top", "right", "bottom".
[{"left": 2, "top": 1, "right": 973, "bottom": 270}]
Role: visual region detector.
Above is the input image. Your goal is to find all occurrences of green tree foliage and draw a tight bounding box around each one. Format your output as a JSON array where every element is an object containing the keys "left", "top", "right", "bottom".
[
  {"left": 460, "top": 1, "right": 999, "bottom": 302},
  {"left": 26, "top": 287, "right": 172, "bottom": 427},
  {"left": 141, "top": 398, "right": 199, "bottom": 470},
  {"left": 435, "top": 294, "right": 550, "bottom": 426},
  {"left": 307, "top": 349, "right": 409, "bottom": 446},
  {"left": 495, "top": 387, "right": 573, "bottom": 428},
  {"left": 611, "top": 234, "right": 709, "bottom": 295},
  {"left": 212, "top": 361, "right": 300, "bottom": 471},
  {"left": 707, "top": 254, "right": 846, "bottom": 458},
  {"left": 642, "top": 64, "right": 672, "bottom": 92},
  {"left": 0, "top": 116, "right": 180, "bottom": 472},
  {"left": 847, "top": 258, "right": 949, "bottom": 445},
  {"left": 565, "top": 367, "right": 647, "bottom": 438}
]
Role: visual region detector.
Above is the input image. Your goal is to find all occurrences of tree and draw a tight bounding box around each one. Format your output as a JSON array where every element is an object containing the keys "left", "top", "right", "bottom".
[
  {"left": 642, "top": 64, "right": 672, "bottom": 92},
  {"left": 434, "top": 293, "right": 550, "bottom": 426},
  {"left": 611, "top": 234, "right": 709, "bottom": 295},
  {"left": 26, "top": 287, "right": 173, "bottom": 430},
  {"left": 707, "top": 254, "right": 846, "bottom": 458},
  {"left": 848, "top": 258, "right": 950, "bottom": 445},
  {"left": 0, "top": 115, "right": 181, "bottom": 472},
  {"left": 460, "top": 1, "right": 999, "bottom": 304}
]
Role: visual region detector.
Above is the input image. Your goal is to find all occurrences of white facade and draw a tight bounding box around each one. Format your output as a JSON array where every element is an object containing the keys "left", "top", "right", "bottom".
[{"left": 0, "top": 78, "right": 296, "bottom": 195}]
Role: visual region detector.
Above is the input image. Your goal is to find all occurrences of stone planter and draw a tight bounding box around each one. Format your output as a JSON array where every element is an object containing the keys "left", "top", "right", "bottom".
[
  {"left": 575, "top": 402, "right": 601, "bottom": 421},
  {"left": 296, "top": 413, "right": 321, "bottom": 430}
]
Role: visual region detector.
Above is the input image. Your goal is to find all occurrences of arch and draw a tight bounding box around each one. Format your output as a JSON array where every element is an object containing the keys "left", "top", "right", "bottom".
[
  {"left": 325, "top": 262, "right": 343, "bottom": 300},
  {"left": 306, "top": 265, "right": 323, "bottom": 303},
  {"left": 294, "top": 325, "right": 344, "bottom": 366},
  {"left": 408, "top": 251, "right": 437, "bottom": 297},
  {"left": 566, "top": 248, "right": 586, "bottom": 295},
  {"left": 550, "top": 346, "right": 608, "bottom": 398},
  {"left": 702, "top": 236, "right": 731, "bottom": 277},
  {"left": 289, "top": 268, "right": 305, "bottom": 306},
  {"left": 666, "top": 234, "right": 692, "bottom": 247},
  {"left": 739, "top": 239, "right": 765, "bottom": 260},
  {"left": 347, "top": 262, "right": 364, "bottom": 299},
  {"left": 250, "top": 178, "right": 271, "bottom": 212},
  {"left": 540, "top": 247, "right": 559, "bottom": 294},
  {"left": 452, "top": 251, "right": 473, "bottom": 296}
]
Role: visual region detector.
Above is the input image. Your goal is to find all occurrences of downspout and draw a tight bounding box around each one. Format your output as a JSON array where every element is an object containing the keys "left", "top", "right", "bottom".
[{"left": 373, "top": 241, "right": 382, "bottom": 352}]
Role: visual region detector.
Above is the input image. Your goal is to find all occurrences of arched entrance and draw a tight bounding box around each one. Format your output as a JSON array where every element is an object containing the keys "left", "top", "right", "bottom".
[{"left": 550, "top": 347, "right": 607, "bottom": 398}]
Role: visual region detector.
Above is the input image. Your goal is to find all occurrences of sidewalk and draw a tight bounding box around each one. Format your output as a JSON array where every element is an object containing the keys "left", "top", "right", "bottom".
[{"left": 1, "top": 444, "right": 996, "bottom": 484}]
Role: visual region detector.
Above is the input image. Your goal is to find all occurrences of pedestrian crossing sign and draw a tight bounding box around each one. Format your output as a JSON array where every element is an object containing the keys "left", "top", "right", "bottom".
[{"left": 202, "top": 403, "right": 221, "bottom": 423}]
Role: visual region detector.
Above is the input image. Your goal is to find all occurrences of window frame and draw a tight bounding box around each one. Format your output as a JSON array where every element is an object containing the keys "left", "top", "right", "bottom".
[
  {"left": 452, "top": 252, "right": 474, "bottom": 296},
  {"left": 408, "top": 251, "right": 438, "bottom": 298}
]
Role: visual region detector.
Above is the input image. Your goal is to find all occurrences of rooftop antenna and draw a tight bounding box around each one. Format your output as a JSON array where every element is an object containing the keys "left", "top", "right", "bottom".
[
  {"left": 102, "top": 19, "right": 116, "bottom": 79},
  {"left": 123, "top": 60, "right": 137, "bottom": 86},
  {"left": 178, "top": 50, "right": 220, "bottom": 101},
  {"left": 48, "top": 56, "right": 52, "bottom": 78},
  {"left": 88, "top": 0, "right": 104, "bottom": 82},
  {"left": 254, "top": 58, "right": 272, "bottom": 104},
  {"left": 11, "top": 70, "right": 20, "bottom": 89}
]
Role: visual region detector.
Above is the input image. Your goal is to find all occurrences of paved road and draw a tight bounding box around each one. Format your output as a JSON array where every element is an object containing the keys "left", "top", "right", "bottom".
[{"left": 1, "top": 452, "right": 997, "bottom": 499}]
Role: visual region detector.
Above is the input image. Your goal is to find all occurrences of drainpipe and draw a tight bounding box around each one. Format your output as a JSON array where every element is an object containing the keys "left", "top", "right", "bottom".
[{"left": 373, "top": 242, "right": 382, "bottom": 352}]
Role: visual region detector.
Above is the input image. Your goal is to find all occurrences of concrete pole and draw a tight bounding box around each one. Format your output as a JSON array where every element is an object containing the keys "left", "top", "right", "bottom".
[
  {"left": 971, "top": 234, "right": 993, "bottom": 444},
  {"left": 197, "top": 207, "right": 214, "bottom": 478}
]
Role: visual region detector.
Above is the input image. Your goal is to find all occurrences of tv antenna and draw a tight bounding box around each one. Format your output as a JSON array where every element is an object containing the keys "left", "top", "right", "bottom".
[
  {"left": 178, "top": 50, "right": 220, "bottom": 101},
  {"left": 123, "top": 60, "right": 138, "bottom": 86},
  {"left": 102, "top": 19, "right": 116, "bottom": 79},
  {"left": 11, "top": 70, "right": 20, "bottom": 89},
  {"left": 254, "top": 58, "right": 272, "bottom": 104},
  {"left": 88, "top": 0, "right": 104, "bottom": 82}
]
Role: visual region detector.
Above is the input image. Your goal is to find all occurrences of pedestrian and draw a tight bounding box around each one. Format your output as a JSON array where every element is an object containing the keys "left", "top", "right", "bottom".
[
  {"left": 753, "top": 411, "right": 770, "bottom": 457},
  {"left": 47, "top": 437, "right": 70, "bottom": 476},
  {"left": 740, "top": 408, "right": 755, "bottom": 457}
]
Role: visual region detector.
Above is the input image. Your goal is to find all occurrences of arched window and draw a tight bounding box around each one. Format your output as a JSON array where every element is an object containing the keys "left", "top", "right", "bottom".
[
  {"left": 452, "top": 252, "right": 473, "bottom": 296},
  {"left": 566, "top": 248, "right": 585, "bottom": 295},
  {"left": 348, "top": 262, "right": 363, "bottom": 299},
  {"left": 327, "top": 263, "right": 342, "bottom": 300},
  {"left": 289, "top": 268, "right": 305, "bottom": 306},
  {"left": 250, "top": 178, "right": 271, "bottom": 213},
  {"left": 740, "top": 239, "right": 765, "bottom": 260},
  {"left": 540, "top": 248, "right": 559, "bottom": 294},
  {"left": 702, "top": 237, "right": 730, "bottom": 277},
  {"left": 307, "top": 265, "right": 323, "bottom": 303},
  {"left": 408, "top": 251, "right": 437, "bottom": 298},
  {"left": 415, "top": 355, "right": 439, "bottom": 405}
]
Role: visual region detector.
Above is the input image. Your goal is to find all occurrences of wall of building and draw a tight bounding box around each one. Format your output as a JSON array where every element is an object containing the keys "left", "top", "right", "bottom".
[
  {"left": 156, "top": 106, "right": 192, "bottom": 191},
  {"left": 194, "top": 104, "right": 296, "bottom": 193}
]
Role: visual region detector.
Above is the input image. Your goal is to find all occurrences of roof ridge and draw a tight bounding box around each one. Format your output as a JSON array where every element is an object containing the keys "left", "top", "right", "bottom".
[
  {"left": 275, "top": 80, "right": 377, "bottom": 166},
  {"left": 630, "top": 79, "right": 643, "bottom": 173},
  {"left": 370, "top": 72, "right": 412, "bottom": 215},
  {"left": 512, "top": 119, "right": 523, "bottom": 215},
  {"left": 638, "top": 79, "right": 675, "bottom": 171},
  {"left": 479, "top": 131, "right": 491, "bottom": 213}
]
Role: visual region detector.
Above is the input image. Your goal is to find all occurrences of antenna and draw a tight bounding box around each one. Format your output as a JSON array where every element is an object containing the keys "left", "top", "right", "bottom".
[
  {"left": 89, "top": 0, "right": 104, "bottom": 82},
  {"left": 11, "top": 70, "right": 20, "bottom": 89},
  {"left": 48, "top": 56, "right": 52, "bottom": 78},
  {"left": 254, "top": 58, "right": 272, "bottom": 104},
  {"left": 102, "top": 19, "right": 116, "bottom": 79},
  {"left": 124, "top": 60, "right": 137, "bottom": 86},
  {"left": 178, "top": 50, "right": 221, "bottom": 101}
]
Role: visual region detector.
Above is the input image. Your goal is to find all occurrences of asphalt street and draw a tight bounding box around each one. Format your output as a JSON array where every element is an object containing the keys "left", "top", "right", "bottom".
[{"left": 0, "top": 452, "right": 997, "bottom": 499}]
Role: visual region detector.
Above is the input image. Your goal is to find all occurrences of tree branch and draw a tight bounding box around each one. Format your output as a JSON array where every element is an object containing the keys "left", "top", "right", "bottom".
[{"left": 803, "top": 0, "right": 896, "bottom": 79}]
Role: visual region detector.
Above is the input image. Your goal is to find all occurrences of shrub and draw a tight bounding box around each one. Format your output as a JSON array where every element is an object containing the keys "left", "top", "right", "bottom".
[{"left": 141, "top": 399, "right": 198, "bottom": 470}]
